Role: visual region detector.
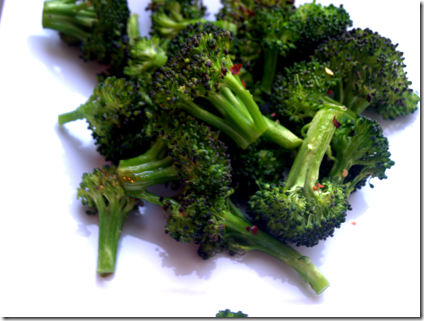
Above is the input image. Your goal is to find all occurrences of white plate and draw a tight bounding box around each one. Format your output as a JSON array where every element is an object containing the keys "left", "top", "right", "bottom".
[{"left": 0, "top": 0, "right": 420, "bottom": 317}]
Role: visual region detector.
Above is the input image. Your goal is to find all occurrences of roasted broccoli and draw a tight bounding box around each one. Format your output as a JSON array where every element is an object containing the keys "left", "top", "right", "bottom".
[
  {"left": 313, "top": 28, "right": 420, "bottom": 120},
  {"left": 124, "top": 13, "right": 169, "bottom": 78},
  {"left": 248, "top": 107, "right": 351, "bottom": 247},
  {"left": 247, "top": 1, "right": 352, "bottom": 93},
  {"left": 77, "top": 165, "right": 138, "bottom": 276},
  {"left": 216, "top": 309, "right": 248, "bottom": 317},
  {"left": 328, "top": 114, "right": 395, "bottom": 192},
  {"left": 58, "top": 77, "right": 154, "bottom": 164},
  {"left": 118, "top": 111, "right": 232, "bottom": 202},
  {"left": 42, "top": 0, "right": 130, "bottom": 77},
  {"left": 147, "top": 0, "right": 236, "bottom": 40},
  {"left": 150, "top": 29, "right": 302, "bottom": 150}
]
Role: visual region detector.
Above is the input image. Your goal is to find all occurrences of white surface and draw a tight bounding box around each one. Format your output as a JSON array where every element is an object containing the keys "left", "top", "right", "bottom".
[{"left": 0, "top": 0, "right": 420, "bottom": 318}]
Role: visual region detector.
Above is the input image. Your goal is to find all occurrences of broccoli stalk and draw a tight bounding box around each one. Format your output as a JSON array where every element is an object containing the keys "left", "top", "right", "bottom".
[
  {"left": 151, "top": 30, "right": 302, "bottom": 149},
  {"left": 77, "top": 165, "right": 138, "bottom": 276},
  {"left": 248, "top": 106, "right": 351, "bottom": 247}
]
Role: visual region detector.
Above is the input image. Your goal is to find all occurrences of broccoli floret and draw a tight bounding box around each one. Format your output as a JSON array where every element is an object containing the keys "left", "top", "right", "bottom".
[
  {"left": 150, "top": 30, "right": 302, "bottom": 150},
  {"left": 223, "top": 136, "right": 295, "bottom": 193},
  {"left": 271, "top": 60, "right": 342, "bottom": 128},
  {"left": 247, "top": 107, "right": 351, "bottom": 247},
  {"left": 58, "top": 77, "right": 154, "bottom": 164},
  {"left": 313, "top": 28, "right": 420, "bottom": 120},
  {"left": 77, "top": 165, "right": 138, "bottom": 276},
  {"left": 328, "top": 115, "right": 395, "bottom": 193},
  {"left": 216, "top": 309, "right": 248, "bottom": 317},
  {"left": 247, "top": 1, "right": 352, "bottom": 93},
  {"left": 123, "top": 13, "right": 169, "bottom": 79},
  {"left": 42, "top": 0, "right": 130, "bottom": 77},
  {"left": 146, "top": 0, "right": 236, "bottom": 40},
  {"left": 119, "top": 111, "right": 232, "bottom": 202}
]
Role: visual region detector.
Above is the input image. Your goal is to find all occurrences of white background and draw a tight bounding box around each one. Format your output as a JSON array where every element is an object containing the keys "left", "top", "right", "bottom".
[{"left": 0, "top": 0, "right": 420, "bottom": 318}]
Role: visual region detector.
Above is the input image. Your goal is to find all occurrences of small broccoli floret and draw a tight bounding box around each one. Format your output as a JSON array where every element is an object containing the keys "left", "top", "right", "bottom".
[
  {"left": 313, "top": 28, "right": 420, "bottom": 120},
  {"left": 248, "top": 107, "right": 351, "bottom": 247},
  {"left": 216, "top": 309, "right": 248, "bottom": 317},
  {"left": 271, "top": 60, "right": 342, "bottom": 127},
  {"left": 328, "top": 115, "right": 395, "bottom": 193},
  {"left": 146, "top": 0, "right": 236, "bottom": 40},
  {"left": 224, "top": 136, "right": 295, "bottom": 192},
  {"left": 77, "top": 165, "right": 138, "bottom": 276},
  {"left": 119, "top": 111, "right": 232, "bottom": 202},
  {"left": 123, "top": 13, "right": 169, "bottom": 78},
  {"left": 150, "top": 30, "right": 302, "bottom": 150},
  {"left": 58, "top": 77, "right": 153, "bottom": 164},
  {"left": 247, "top": 1, "right": 351, "bottom": 93},
  {"left": 42, "top": 0, "right": 130, "bottom": 77}
]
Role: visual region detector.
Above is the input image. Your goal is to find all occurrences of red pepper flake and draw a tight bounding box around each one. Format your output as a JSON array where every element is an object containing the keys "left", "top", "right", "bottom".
[
  {"left": 313, "top": 186, "right": 318, "bottom": 191},
  {"left": 270, "top": 112, "right": 276, "bottom": 117},
  {"left": 250, "top": 225, "right": 258, "bottom": 236},
  {"left": 333, "top": 117, "right": 341, "bottom": 128},
  {"left": 327, "top": 89, "right": 333, "bottom": 95},
  {"left": 230, "top": 63, "right": 242, "bottom": 75},
  {"left": 246, "top": 9, "right": 255, "bottom": 17},
  {"left": 352, "top": 222, "right": 356, "bottom": 225},
  {"left": 317, "top": 183, "right": 325, "bottom": 188},
  {"left": 245, "top": 226, "right": 251, "bottom": 232},
  {"left": 241, "top": 80, "right": 246, "bottom": 88}
]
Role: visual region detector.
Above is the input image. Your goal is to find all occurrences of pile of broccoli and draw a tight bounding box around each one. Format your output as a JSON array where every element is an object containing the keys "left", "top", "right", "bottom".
[{"left": 47, "top": 0, "right": 419, "bottom": 297}]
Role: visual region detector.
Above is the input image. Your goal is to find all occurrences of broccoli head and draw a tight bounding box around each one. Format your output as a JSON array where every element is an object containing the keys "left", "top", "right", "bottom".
[
  {"left": 58, "top": 77, "right": 154, "bottom": 164},
  {"left": 42, "top": 0, "right": 130, "bottom": 77},
  {"left": 313, "top": 28, "right": 420, "bottom": 120}
]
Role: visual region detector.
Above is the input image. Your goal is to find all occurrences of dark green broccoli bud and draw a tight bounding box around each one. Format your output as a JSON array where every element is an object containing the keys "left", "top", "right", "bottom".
[
  {"left": 150, "top": 30, "right": 302, "bottom": 150},
  {"left": 216, "top": 309, "right": 248, "bottom": 317},
  {"left": 328, "top": 115, "right": 395, "bottom": 193},
  {"left": 58, "top": 77, "right": 154, "bottom": 164},
  {"left": 313, "top": 28, "right": 420, "bottom": 120},
  {"left": 224, "top": 136, "right": 295, "bottom": 192},
  {"left": 146, "top": 0, "right": 236, "bottom": 40},
  {"left": 119, "top": 111, "right": 232, "bottom": 202},
  {"left": 123, "top": 14, "right": 169, "bottom": 78},
  {"left": 247, "top": 1, "right": 352, "bottom": 93},
  {"left": 77, "top": 165, "right": 138, "bottom": 276},
  {"left": 42, "top": 0, "right": 130, "bottom": 77},
  {"left": 248, "top": 107, "right": 351, "bottom": 247},
  {"left": 271, "top": 60, "right": 342, "bottom": 128}
]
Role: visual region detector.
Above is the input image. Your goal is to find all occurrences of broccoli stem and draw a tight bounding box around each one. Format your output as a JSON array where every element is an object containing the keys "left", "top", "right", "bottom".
[
  {"left": 119, "top": 155, "right": 180, "bottom": 192},
  {"left": 223, "top": 73, "right": 268, "bottom": 135},
  {"left": 223, "top": 201, "right": 330, "bottom": 294},
  {"left": 260, "top": 48, "right": 279, "bottom": 94},
  {"left": 96, "top": 200, "right": 128, "bottom": 277},
  {"left": 119, "top": 139, "right": 167, "bottom": 167},
  {"left": 58, "top": 108, "right": 85, "bottom": 124},
  {"left": 180, "top": 100, "right": 252, "bottom": 149},
  {"left": 262, "top": 118, "right": 303, "bottom": 149},
  {"left": 42, "top": 1, "right": 96, "bottom": 40},
  {"left": 286, "top": 107, "right": 346, "bottom": 194}
]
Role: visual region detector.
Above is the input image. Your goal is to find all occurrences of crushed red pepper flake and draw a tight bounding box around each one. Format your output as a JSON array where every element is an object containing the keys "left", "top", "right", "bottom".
[{"left": 230, "top": 63, "right": 242, "bottom": 75}]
